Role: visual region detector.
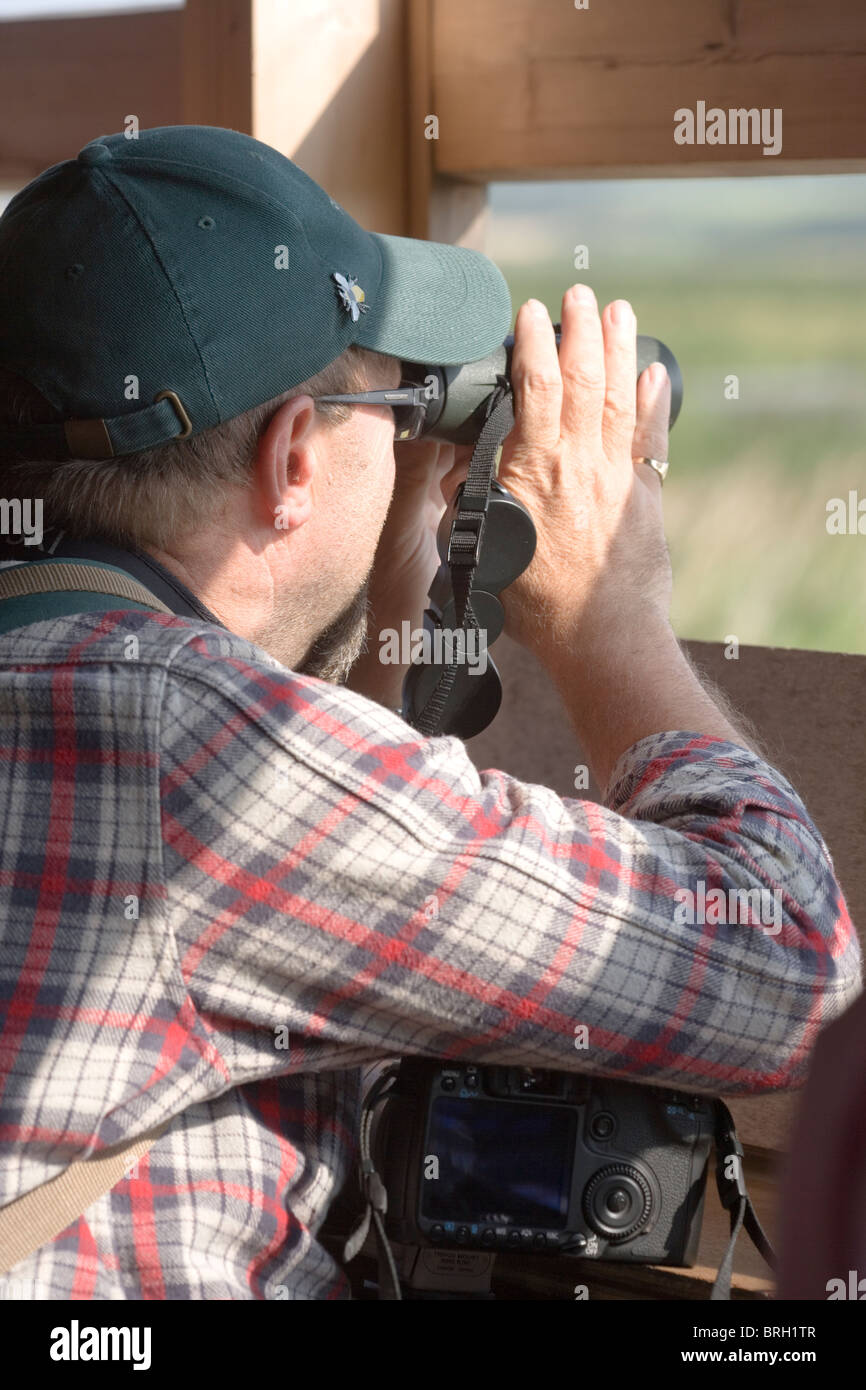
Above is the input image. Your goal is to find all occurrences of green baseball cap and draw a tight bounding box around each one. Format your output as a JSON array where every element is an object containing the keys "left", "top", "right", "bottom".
[{"left": 0, "top": 124, "right": 511, "bottom": 461}]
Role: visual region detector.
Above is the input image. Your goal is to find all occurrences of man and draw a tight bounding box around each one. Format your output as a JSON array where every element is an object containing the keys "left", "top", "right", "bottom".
[{"left": 0, "top": 126, "right": 859, "bottom": 1300}]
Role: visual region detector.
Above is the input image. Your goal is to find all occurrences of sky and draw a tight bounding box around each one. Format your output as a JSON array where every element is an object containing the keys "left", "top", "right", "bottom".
[{"left": 0, "top": 0, "right": 181, "bottom": 19}]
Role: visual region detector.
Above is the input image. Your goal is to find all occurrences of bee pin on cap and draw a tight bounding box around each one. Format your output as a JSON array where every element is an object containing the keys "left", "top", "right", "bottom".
[{"left": 332, "top": 271, "right": 368, "bottom": 322}]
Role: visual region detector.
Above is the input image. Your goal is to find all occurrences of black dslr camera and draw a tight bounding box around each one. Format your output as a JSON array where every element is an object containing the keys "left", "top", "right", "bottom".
[
  {"left": 336, "top": 1059, "right": 771, "bottom": 1299},
  {"left": 367, "top": 1059, "right": 713, "bottom": 1289}
]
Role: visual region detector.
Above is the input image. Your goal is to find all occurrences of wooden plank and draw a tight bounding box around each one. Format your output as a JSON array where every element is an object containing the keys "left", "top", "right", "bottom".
[
  {"left": 738, "top": 0, "right": 866, "bottom": 54},
  {"left": 493, "top": 1260, "right": 771, "bottom": 1299},
  {"left": 430, "top": 0, "right": 866, "bottom": 178},
  {"left": 433, "top": 0, "right": 732, "bottom": 65},
  {"left": 466, "top": 637, "right": 866, "bottom": 1154},
  {"left": 182, "top": 0, "right": 253, "bottom": 134},
  {"left": 249, "top": 0, "right": 410, "bottom": 235},
  {"left": 427, "top": 177, "right": 489, "bottom": 250},
  {"left": 407, "top": 0, "right": 489, "bottom": 246},
  {"left": 407, "top": 0, "right": 434, "bottom": 239},
  {"left": 0, "top": 10, "right": 183, "bottom": 183}
]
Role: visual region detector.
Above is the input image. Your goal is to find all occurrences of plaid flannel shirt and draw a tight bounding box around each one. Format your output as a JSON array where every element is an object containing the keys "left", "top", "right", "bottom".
[{"left": 0, "top": 609, "right": 860, "bottom": 1300}]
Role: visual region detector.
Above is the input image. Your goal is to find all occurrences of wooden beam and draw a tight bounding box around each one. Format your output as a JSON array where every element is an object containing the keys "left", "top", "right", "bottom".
[
  {"left": 430, "top": 0, "right": 866, "bottom": 179},
  {"left": 407, "top": 0, "right": 435, "bottom": 240},
  {"left": 182, "top": 0, "right": 253, "bottom": 135},
  {"left": 0, "top": 10, "right": 182, "bottom": 184},
  {"left": 3, "top": 2, "right": 864, "bottom": 206},
  {"left": 407, "top": 0, "right": 489, "bottom": 247},
  {"left": 426, "top": 178, "right": 489, "bottom": 250},
  {"left": 185, "top": 0, "right": 488, "bottom": 245},
  {"left": 183, "top": 0, "right": 412, "bottom": 235}
]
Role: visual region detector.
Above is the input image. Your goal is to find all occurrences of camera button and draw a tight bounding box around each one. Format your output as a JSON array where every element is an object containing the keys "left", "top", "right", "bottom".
[{"left": 590, "top": 1112, "right": 615, "bottom": 1141}]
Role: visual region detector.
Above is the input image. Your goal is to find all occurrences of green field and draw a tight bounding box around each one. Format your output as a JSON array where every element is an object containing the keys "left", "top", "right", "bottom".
[{"left": 490, "top": 176, "right": 866, "bottom": 655}]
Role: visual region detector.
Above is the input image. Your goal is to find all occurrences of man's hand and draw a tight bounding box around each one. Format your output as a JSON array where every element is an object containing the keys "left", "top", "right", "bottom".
[
  {"left": 376, "top": 438, "right": 470, "bottom": 609},
  {"left": 345, "top": 438, "right": 473, "bottom": 707},
  {"left": 499, "top": 286, "right": 673, "bottom": 655},
  {"left": 498, "top": 284, "right": 753, "bottom": 788}
]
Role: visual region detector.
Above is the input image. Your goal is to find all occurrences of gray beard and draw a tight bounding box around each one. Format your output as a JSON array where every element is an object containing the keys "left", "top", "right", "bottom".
[{"left": 295, "top": 580, "right": 371, "bottom": 684}]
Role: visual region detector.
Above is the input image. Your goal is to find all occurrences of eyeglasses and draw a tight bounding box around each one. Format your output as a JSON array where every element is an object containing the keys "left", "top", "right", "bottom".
[{"left": 313, "top": 382, "right": 431, "bottom": 440}]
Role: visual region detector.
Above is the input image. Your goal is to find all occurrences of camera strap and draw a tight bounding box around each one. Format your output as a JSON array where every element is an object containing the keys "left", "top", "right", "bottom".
[
  {"left": 344, "top": 1066, "right": 403, "bottom": 1300},
  {"left": 412, "top": 377, "right": 514, "bottom": 737},
  {"left": 1, "top": 530, "right": 228, "bottom": 627},
  {"left": 710, "top": 1100, "right": 776, "bottom": 1300}
]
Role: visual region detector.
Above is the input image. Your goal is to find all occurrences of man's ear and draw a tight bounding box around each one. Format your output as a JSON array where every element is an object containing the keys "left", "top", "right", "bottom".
[{"left": 252, "top": 394, "right": 318, "bottom": 534}]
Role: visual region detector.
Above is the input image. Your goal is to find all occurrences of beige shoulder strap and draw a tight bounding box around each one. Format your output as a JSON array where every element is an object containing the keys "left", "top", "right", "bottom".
[
  {"left": 0, "top": 1121, "right": 171, "bottom": 1277},
  {"left": 0, "top": 558, "right": 173, "bottom": 1273},
  {"left": 0, "top": 561, "right": 174, "bottom": 1277},
  {"left": 0, "top": 560, "right": 174, "bottom": 613}
]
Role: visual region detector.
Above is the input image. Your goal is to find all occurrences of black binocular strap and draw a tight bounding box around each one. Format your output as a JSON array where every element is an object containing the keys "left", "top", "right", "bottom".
[{"left": 414, "top": 378, "right": 514, "bottom": 738}]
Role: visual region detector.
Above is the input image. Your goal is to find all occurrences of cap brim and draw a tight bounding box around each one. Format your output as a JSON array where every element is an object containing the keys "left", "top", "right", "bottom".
[{"left": 355, "top": 232, "right": 512, "bottom": 366}]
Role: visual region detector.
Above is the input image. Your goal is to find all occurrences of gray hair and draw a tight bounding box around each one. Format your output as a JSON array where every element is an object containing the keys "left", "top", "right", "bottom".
[{"left": 0, "top": 343, "right": 393, "bottom": 551}]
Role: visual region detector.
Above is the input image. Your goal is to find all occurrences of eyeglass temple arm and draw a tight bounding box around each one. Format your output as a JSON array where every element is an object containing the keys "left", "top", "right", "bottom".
[{"left": 315, "top": 386, "right": 429, "bottom": 405}]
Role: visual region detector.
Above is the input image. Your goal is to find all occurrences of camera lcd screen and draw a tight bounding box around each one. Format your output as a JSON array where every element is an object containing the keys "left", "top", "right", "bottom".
[{"left": 422, "top": 1097, "right": 575, "bottom": 1228}]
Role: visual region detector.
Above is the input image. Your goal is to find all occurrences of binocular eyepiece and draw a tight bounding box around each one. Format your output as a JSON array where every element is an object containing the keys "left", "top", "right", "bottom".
[{"left": 403, "top": 327, "right": 683, "bottom": 445}]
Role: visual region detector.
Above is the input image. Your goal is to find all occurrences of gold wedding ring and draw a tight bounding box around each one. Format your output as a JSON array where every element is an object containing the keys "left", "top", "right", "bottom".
[{"left": 633, "top": 456, "right": 669, "bottom": 483}]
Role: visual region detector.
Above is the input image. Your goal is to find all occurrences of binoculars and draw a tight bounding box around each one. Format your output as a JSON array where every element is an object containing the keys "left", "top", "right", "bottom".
[
  {"left": 398, "top": 329, "right": 682, "bottom": 443},
  {"left": 397, "top": 325, "right": 683, "bottom": 739}
]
